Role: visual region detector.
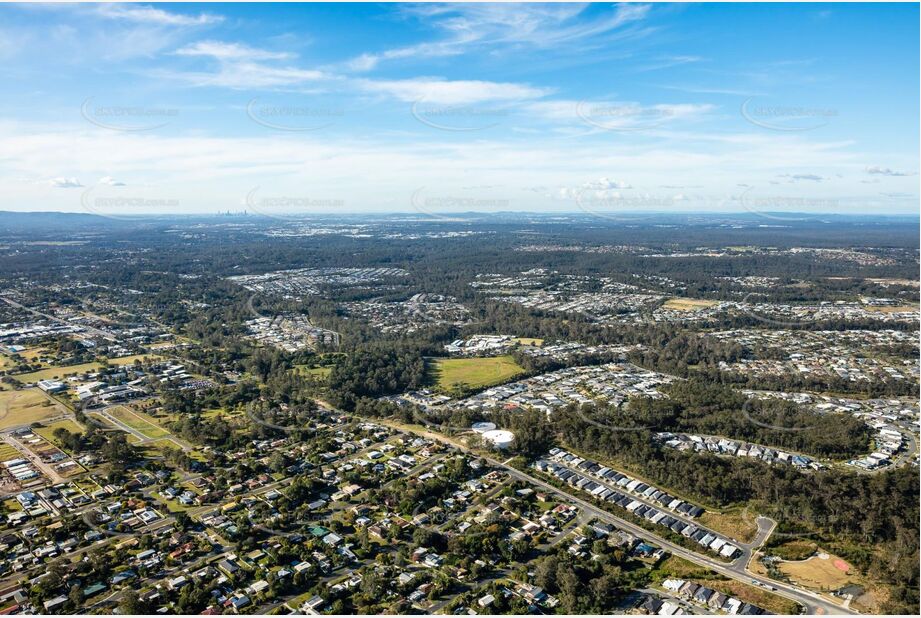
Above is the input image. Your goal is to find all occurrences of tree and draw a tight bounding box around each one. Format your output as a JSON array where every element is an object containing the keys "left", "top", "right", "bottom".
[{"left": 118, "top": 590, "right": 146, "bottom": 615}]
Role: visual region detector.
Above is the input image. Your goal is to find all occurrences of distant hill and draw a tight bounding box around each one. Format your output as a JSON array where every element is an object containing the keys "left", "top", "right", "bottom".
[{"left": 0, "top": 210, "right": 125, "bottom": 230}]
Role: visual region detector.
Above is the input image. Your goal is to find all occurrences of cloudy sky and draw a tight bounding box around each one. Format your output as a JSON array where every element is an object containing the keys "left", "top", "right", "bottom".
[{"left": 0, "top": 2, "right": 918, "bottom": 217}]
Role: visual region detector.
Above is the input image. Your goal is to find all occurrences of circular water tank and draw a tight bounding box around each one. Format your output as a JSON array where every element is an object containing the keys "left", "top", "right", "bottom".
[
  {"left": 482, "top": 429, "right": 515, "bottom": 449},
  {"left": 471, "top": 421, "right": 497, "bottom": 433}
]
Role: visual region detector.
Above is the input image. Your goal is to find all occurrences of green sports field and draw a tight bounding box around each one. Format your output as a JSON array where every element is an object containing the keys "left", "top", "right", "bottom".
[{"left": 429, "top": 355, "right": 525, "bottom": 393}]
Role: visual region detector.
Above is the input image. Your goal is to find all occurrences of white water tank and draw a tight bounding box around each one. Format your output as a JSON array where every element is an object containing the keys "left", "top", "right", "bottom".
[
  {"left": 482, "top": 429, "right": 515, "bottom": 449},
  {"left": 471, "top": 421, "right": 497, "bottom": 433}
]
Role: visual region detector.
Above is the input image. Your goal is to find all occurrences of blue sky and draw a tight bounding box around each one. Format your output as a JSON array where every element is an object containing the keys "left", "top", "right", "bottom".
[{"left": 0, "top": 2, "right": 918, "bottom": 216}]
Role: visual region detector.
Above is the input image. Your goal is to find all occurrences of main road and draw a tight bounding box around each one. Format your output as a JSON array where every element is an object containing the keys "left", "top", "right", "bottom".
[{"left": 330, "top": 405, "right": 857, "bottom": 616}]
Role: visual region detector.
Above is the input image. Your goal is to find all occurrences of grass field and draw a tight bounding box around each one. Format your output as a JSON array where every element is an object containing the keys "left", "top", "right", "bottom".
[
  {"left": 0, "top": 389, "right": 60, "bottom": 429},
  {"left": 15, "top": 346, "right": 48, "bottom": 362},
  {"left": 698, "top": 510, "right": 759, "bottom": 543},
  {"left": 109, "top": 354, "right": 163, "bottom": 366},
  {"left": 1, "top": 346, "right": 49, "bottom": 371},
  {"left": 0, "top": 443, "right": 21, "bottom": 462},
  {"left": 295, "top": 365, "right": 333, "bottom": 379},
  {"left": 135, "top": 438, "right": 192, "bottom": 458},
  {"left": 765, "top": 537, "right": 818, "bottom": 561},
  {"left": 429, "top": 355, "right": 525, "bottom": 393},
  {"left": 862, "top": 304, "right": 919, "bottom": 314},
  {"left": 514, "top": 337, "right": 544, "bottom": 347},
  {"left": 35, "top": 418, "right": 85, "bottom": 445},
  {"left": 14, "top": 361, "right": 103, "bottom": 383},
  {"left": 108, "top": 406, "right": 171, "bottom": 440},
  {"left": 778, "top": 553, "right": 855, "bottom": 591},
  {"left": 663, "top": 298, "right": 720, "bottom": 311}
]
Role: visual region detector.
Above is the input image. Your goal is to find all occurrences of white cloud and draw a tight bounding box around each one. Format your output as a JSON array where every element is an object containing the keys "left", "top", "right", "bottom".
[
  {"left": 776, "top": 173, "right": 824, "bottom": 182},
  {"left": 48, "top": 177, "right": 83, "bottom": 188},
  {"left": 162, "top": 62, "right": 326, "bottom": 89},
  {"left": 346, "top": 3, "right": 653, "bottom": 71},
  {"left": 175, "top": 40, "right": 293, "bottom": 61},
  {"left": 99, "top": 176, "right": 126, "bottom": 186},
  {"left": 558, "top": 177, "right": 633, "bottom": 200},
  {"left": 344, "top": 34, "right": 479, "bottom": 72},
  {"left": 96, "top": 3, "right": 223, "bottom": 27},
  {"left": 357, "top": 78, "right": 551, "bottom": 105},
  {"left": 527, "top": 100, "right": 715, "bottom": 129},
  {"left": 866, "top": 165, "right": 914, "bottom": 176},
  {"left": 164, "top": 39, "right": 324, "bottom": 88},
  {"left": 635, "top": 55, "right": 704, "bottom": 72},
  {"left": 0, "top": 121, "right": 894, "bottom": 214},
  {"left": 587, "top": 177, "right": 633, "bottom": 190}
]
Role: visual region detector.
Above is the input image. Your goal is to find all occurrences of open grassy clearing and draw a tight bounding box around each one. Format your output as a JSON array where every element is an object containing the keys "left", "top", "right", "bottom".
[
  {"left": 11, "top": 354, "right": 160, "bottom": 383},
  {"left": 765, "top": 538, "right": 819, "bottom": 561},
  {"left": 0, "top": 443, "right": 21, "bottom": 462},
  {"left": 698, "top": 510, "right": 758, "bottom": 544},
  {"left": 862, "top": 304, "right": 919, "bottom": 313},
  {"left": 108, "top": 405, "right": 171, "bottom": 440},
  {"left": 2, "top": 497, "right": 23, "bottom": 512},
  {"left": 13, "top": 361, "right": 103, "bottom": 383},
  {"left": 0, "top": 389, "right": 61, "bottom": 429},
  {"left": 109, "top": 353, "right": 163, "bottom": 365},
  {"left": 294, "top": 365, "right": 333, "bottom": 378},
  {"left": 34, "top": 418, "right": 85, "bottom": 445},
  {"left": 1, "top": 346, "right": 50, "bottom": 371},
  {"left": 202, "top": 407, "right": 240, "bottom": 419},
  {"left": 19, "top": 346, "right": 50, "bottom": 361},
  {"left": 663, "top": 298, "right": 720, "bottom": 311},
  {"left": 514, "top": 337, "right": 544, "bottom": 347},
  {"left": 428, "top": 355, "right": 525, "bottom": 392},
  {"left": 777, "top": 552, "right": 855, "bottom": 590}
]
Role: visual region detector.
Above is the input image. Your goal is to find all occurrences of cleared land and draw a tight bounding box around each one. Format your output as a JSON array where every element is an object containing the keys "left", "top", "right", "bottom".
[
  {"left": 14, "top": 361, "right": 103, "bottom": 383},
  {"left": 663, "top": 298, "right": 720, "bottom": 311},
  {"left": 107, "top": 406, "right": 171, "bottom": 440},
  {"left": 778, "top": 553, "right": 854, "bottom": 590},
  {"left": 0, "top": 389, "right": 61, "bottom": 429},
  {"left": 15, "top": 346, "right": 48, "bottom": 362},
  {"left": 866, "top": 278, "right": 919, "bottom": 287},
  {"left": 698, "top": 510, "right": 758, "bottom": 543},
  {"left": 514, "top": 337, "right": 544, "bottom": 347},
  {"left": 0, "top": 443, "right": 20, "bottom": 462},
  {"left": 429, "top": 355, "right": 525, "bottom": 392},
  {"left": 862, "top": 304, "right": 919, "bottom": 314},
  {"left": 295, "top": 365, "right": 333, "bottom": 379},
  {"left": 109, "top": 353, "right": 162, "bottom": 365},
  {"left": 1, "top": 346, "right": 49, "bottom": 371},
  {"left": 34, "top": 418, "right": 85, "bottom": 445},
  {"left": 764, "top": 538, "right": 818, "bottom": 561}
]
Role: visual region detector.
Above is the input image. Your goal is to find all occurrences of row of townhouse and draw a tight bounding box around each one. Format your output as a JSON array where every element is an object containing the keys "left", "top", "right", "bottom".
[
  {"left": 660, "top": 578, "right": 766, "bottom": 615},
  {"left": 655, "top": 433, "right": 824, "bottom": 471},
  {"left": 535, "top": 451, "right": 741, "bottom": 560}
]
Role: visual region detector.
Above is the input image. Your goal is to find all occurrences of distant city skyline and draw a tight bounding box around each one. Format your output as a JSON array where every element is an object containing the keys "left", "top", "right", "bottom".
[{"left": 0, "top": 2, "right": 918, "bottom": 216}]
